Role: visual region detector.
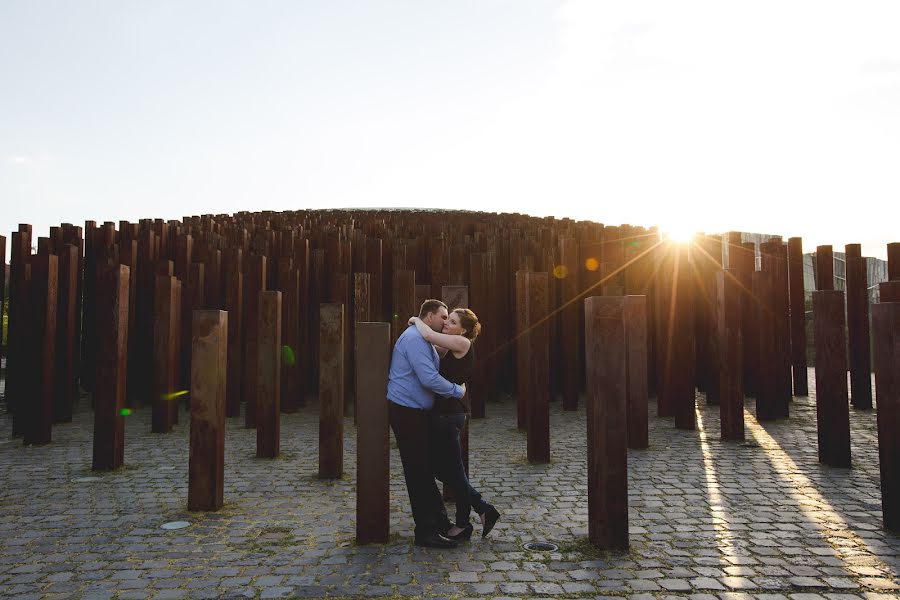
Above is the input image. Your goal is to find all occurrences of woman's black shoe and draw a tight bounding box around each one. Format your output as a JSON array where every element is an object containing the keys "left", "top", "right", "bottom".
[
  {"left": 481, "top": 505, "right": 501, "bottom": 538},
  {"left": 447, "top": 524, "right": 473, "bottom": 541},
  {"left": 414, "top": 532, "right": 458, "bottom": 548}
]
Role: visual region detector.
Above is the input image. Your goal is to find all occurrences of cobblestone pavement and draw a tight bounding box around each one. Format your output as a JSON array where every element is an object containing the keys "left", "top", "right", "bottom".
[{"left": 1, "top": 369, "right": 899, "bottom": 599}]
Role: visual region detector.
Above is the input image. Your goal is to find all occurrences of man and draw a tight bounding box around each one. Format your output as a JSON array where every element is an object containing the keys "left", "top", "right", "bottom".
[{"left": 388, "top": 299, "right": 466, "bottom": 548}]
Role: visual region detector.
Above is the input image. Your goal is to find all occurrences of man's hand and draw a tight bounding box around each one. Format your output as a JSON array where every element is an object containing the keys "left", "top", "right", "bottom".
[{"left": 460, "top": 383, "right": 466, "bottom": 395}]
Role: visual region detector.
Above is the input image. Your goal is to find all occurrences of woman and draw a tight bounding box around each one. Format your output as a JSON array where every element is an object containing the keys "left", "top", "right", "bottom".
[{"left": 409, "top": 308, "right": 501, "bottom": 540}]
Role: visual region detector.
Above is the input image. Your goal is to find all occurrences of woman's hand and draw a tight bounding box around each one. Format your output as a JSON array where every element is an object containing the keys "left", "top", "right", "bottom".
[{"left": 408, "top": 316, "right": 421, "bottom": 326}]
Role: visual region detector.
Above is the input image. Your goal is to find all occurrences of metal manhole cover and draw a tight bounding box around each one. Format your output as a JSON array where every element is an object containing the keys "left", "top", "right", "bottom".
[
  {"left": 160, "top": 521, "right": 191, "bottom": 530},
  {"left": 523, "top": 541, "right": 559, "bottom": 552}
]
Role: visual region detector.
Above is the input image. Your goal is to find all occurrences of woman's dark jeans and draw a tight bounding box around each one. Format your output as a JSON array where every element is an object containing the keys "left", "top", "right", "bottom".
[{"left": 428, "top": 411, "right": 488, "bottom": 527}]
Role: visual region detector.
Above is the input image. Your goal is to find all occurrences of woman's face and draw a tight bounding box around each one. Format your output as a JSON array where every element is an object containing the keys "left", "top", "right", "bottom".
[{"left": 442, "top": 311, "right": 467, "bottom": 336}]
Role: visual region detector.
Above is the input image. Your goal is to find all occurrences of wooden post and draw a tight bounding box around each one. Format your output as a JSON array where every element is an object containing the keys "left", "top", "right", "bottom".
[
  {"left": 525, "top": 272, "right": 550, "bottom": 463},
  {"left": 189, "top": 310, "right": 227, "bottom": 510},
  {"left": 559, "top": 237, "right": 580, "bottom": 411},
  {"left": 813, "top": 290, "right": 851, "bottom": 467},
  {"left": 754, "top": 264, "right": 779, "bottom": 422},
  {"left": 816, "top": 245, "right": 834, "bottom": 290},
  {"left": 257, "top": 291, "right": 282, "bottom": 458},
  {"left": 353, "top": 273, "right": 372, "bottom": 421},
  {"left": 469, "top": 254, "right": 488, "bottom": 418},
  {"left": 584, "top": 295, "right": 629, "bottom": 551},
  {"left": 872, "top": 302, "right": 900, "bottom": 530},
  {"left": 225, "top": 271, "right": 243, "bottom": 418},
  {"left": 92, "top": 264, "right": 128, "bottom": 468},
  {"left": 717, "top": 270, "right": 744, "bottom": 440},
  {"left": 392, "top": 269, "right": 415, "bottom": 347},
  {"left": 153, "top": 275, "right": 179, "bottom": 433},
  {"left": 624, "top": 295, "right": 648, "bottom": 449},
  {"left": 888, "top": 242, "right": 900, "bottom": 281},
  {"left": 0, "top": 235, "right": 5, "bottom": 367},
  {"left": 244, "top": 255, "right": 266, "bottom": 428},
  {"left": 787, "top": 237, "right": 808, "bottom": 396},
  {"left": 355, "top": 322, "right": 390, "bottom": 544},
  {"left": 881, "top": 281, "right": 900, "bottom": 303},
  {"left": 23, "top": 254, "right": 58, "bottom": 446},
  {"left": 671, "top": 244, "right": 696, "bottom": 430},
  {"left": 845, "top": 244, "right": 872, "bottom": 410},
  {"left": 53, "top": 244, "right": 79, "bottom": 423},
  {"left": 277, "top": 260, "right": 300, "bottom": 413},
  {"left": 319, "top": 303, "right": 345, "bottom": 478},
  {"left": 515, "top": 271, "right": 530, "bottom": 430}
]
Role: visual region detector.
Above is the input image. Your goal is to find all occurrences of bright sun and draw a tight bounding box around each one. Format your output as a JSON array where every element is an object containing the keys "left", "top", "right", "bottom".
[{"left": 662, "top": 223, "right": 696, "bottom": 243}]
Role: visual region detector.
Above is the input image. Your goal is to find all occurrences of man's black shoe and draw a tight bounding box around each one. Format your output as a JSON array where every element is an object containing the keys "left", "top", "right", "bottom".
[{"left": 414, "top": 533, "right": 458, "bottom": 548}]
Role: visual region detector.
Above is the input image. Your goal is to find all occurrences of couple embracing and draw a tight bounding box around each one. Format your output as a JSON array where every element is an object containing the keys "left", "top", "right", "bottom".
[{"left": 387, "top": 299, "right": 501, "bottom": 548}]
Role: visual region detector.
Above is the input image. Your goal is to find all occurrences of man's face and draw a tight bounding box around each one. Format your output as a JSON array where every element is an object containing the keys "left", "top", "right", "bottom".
[{"left": 423, "top": 307, "right": 449, "bottom": 333}]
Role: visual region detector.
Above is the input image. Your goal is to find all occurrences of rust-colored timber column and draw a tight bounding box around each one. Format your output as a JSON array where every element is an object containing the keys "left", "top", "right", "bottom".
[
  {"left": 771, "top": 242, "right": 792, "bottom": 418},
  {"left": 584, "top": 295, "right": 629, "bottom": 551},
  {"left": 81, "top": 222, "right": 97, "bottom": 393},
  {"left": 882, "top": 281, "right": 900, "bottom": 303},
  {"left": 153, "top": 275, "right": 179, "bottom": 433},
  {"left": 514, "top": 271, "right": 530, "bottom": 431},
  {"left": 92, "top": 264, "right": 128, "bottom": 468},
  {"left": 732, "top": 241, "right": 757, "bottom": 396},
  {"left": 872, "top": 302, "right": 900, "bottom": 530},
  {"left": 257, "top": 291, "right": 282, "bottom": 458},
  {"left": 23, "top": 254, "right": 58, "bottom": 446},
  {"left": 469, "top": 254, "right": 488, "bottom": 418},
  {"left": 525, "top": 272, "right": 550, "bottom": 463},
  {"left": 353, "top": 273, "right": 372, "bottom": 422},
  {"left": 331, "top": 274, "right": 354, "bottom": 415},
  {"left": 53, "top": 245, "right": 78, "bottom": 423},
  {"left": 653, "top": 246, "right": 674, "bottom": 417},
  {"left": 319, "top": 303, "right": 345, "bottom": 478},
  {"left": 135, "top": 230, "right": 157, "bottom": 407},
  {"left": 787, "top": 237, "right": 808, "bottom": 396},
  {"left": 366, "top": 237, "right": 383, "bottom": 321},
  {"left": 244, "top": 255, "right": 266, "bottom": 428},
  {"left": 188, "top": 311, "right": 227, "bottom": 511},
  {"left": 225, "top": 271, "right": 243, "bottom": 418},
  {"left": 754, "top": 266, "right": 778, "bottom": 422},
  {"left": 277, "top": 260, "right": 300, "bottom": 413},
  {"left": 120, "top": 240, "right": 139, "bottom": 407},
  {"left": 888, "top": 242, "right": 900, "bottom": 280},
  {"left": 671, "top": 244, "right": 696, "bottom": 430},
  {"left": 180, "top": 262, "right": 205, "bottom": 406},
  {"left": 624, "top": 295, "right": 648, "bottom": 449},
  {"left": 355, "top": 322, "right": 391, "bottom": 544},
  {"left": 717, "top": 270, "right": 744, "bottom": 440},
  {"left": 7, "top": 230, "right": 31, "bottom": 425},
  {"left": 292, "top": 238, "right": 311, "bottom": 399},
  {"left": 559, "top": 237, "right": 580, "bottom": 411},
  {"left": 392, "top": 269, "right": 415, "bottom": 347},
  {"left": 845, "top": 244, "right": 872, "bottom": 410},
  {"left": 816, "top": 245, "right": 834, "bottom": 290},
  {"left": 813, "top": 290, "right": 851, "bottom": 467},
  {"left": 0, "top": 235, "right": 5, "bottom": 366}
]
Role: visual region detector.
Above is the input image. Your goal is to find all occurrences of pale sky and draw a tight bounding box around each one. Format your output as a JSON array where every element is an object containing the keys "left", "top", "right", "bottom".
[{"left": 2, "top": 1, "right": 898, "bottom": 261}]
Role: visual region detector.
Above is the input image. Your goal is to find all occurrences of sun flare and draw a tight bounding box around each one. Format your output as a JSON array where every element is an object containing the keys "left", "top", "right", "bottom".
[{"left": 662, "top": 223, "right": 697, "bottom": 243}]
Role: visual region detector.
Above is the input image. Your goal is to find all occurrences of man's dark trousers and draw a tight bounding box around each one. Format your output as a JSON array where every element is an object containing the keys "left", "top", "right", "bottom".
[{"left": 388, "top": 401, "right": 450, "bottom": 538}]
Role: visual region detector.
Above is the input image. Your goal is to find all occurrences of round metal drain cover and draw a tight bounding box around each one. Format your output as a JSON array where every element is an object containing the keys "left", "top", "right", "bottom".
[
  {"left": 72, "top": 476, "right": 102, "bottom": 483},
  {"left": 160, "top": 521, "right": 191, "bottom": 530},
  {"left": 523, "top": 541, "right": 559, "bottom": 552}
]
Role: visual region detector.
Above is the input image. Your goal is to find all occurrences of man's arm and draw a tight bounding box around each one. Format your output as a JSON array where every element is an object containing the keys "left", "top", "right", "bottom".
[{"left": 407, "top": 336, "right": 465, "bottom": 399}]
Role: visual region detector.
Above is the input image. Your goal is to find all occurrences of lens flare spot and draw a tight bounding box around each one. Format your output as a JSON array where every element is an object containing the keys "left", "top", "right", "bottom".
[
  {"left": 282, "top": 345, "right": 296, "bottom": 366},
  {"left": 119, "top": 408, "right": 132, "bottom": 417},
  {"left": 584, "top": 257, "right": 599, "bottom": 271},
  {"left": 552, "top": 265, "right": 569, "bottom": 279},
  {"left": 163, "top": 390, "right": 189, "bottom": 401}
]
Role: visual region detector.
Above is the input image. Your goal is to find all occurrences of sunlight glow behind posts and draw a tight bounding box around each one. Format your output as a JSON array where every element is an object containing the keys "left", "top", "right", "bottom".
[{"left": 661, "top": 224, "right": 697, "bottom": 243}]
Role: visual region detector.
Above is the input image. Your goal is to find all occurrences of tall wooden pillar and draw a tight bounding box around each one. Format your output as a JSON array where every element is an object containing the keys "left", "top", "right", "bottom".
[
  {"left": 277, "top": 260, "right": 300, "bottom": 413},
  {"left": 525, "top": 272, "right": 550, "bottom": 463},
  {"left": 559, "top": 237, "right": 580, "bottom": 411},
  {"left": 816, "top": 245, "right": 834, "bottom": 290},
  {"left": 787, "top": 237, "right": 808, "bottom": 396},
  {"left": 624, "top": 295, "right": 648, "bottom": 449},
  {"left": 244, "top": 255, "right": 266, "bottom": 428},
  {"left": 717, "top": 270, "right": 744, "bottom": 440},
  {"left": 153, "top": 275, "right": 180, "bottom": 433},
  {"left": 92, "top": 264, "right": 128, "bottom": 468},
  {"left": 872, "top": 302, "right": 900, "bottom": 530},
  {"left": 23, "top": 254, "right": 58, "bottom": 446},
  {"left": 584, "top": 296, "right": 629, "bottom": 551},
  {"left": 319, "top": 304, "right": 345, "bottom": 478},
  {"left": 845, "top": 244, "right": 872, "bottom": 410},
  {"left": 225, "top": 271, "right": 243, "bottom": 418},
  {"left": 257, "top": 292, "right": 282, "bottom": 458},
  {"left": 53, "top": 244, "right": 79, "bottom": 423},
  {"left": 355, "top": 322, "right": 390, "bottom": 544},
  {"left": 392, "top": 269, "right": 415, "bottom": 347},
  {"left": 813, "top": 290, "right": 851, "bottom": 467},
  {"left": 670, "top": 244, "right": 696, "bottom": 430}
]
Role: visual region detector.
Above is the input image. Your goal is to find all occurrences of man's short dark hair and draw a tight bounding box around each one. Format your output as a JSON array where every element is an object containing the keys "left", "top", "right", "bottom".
[{"left": 419, "top": 299, "right": 448, "bottom": 319}]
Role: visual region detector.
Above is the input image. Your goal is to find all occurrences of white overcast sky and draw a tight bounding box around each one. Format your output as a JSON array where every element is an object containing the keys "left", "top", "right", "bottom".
[{"left": 2, "top": 1, "right": 898, "bottom": 260}]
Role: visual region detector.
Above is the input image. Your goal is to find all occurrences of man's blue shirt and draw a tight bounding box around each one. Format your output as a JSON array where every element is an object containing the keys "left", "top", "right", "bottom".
[{"left": 387, "top": 325, "right": 464, "bottom": 409}]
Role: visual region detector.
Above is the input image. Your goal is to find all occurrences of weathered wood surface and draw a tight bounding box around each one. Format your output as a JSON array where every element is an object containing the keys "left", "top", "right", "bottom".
[
  {"left": 872, "top": 302, "right": 900, "bottom": 530},
  {"left": 319, "top": 303, "right": 345, "bottom": 478},
  {"left": 813, "top": 290, "right": 851, "bottom": 468},
  {"left": 93, "top": 264, "right": 128, "bottom": 469}
]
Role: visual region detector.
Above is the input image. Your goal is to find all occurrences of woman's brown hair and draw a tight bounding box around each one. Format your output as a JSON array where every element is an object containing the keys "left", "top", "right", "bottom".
[{"left": 453, "top": 308, "right": 481, "bottom": 342}]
